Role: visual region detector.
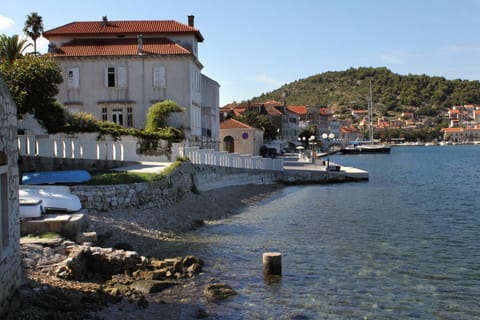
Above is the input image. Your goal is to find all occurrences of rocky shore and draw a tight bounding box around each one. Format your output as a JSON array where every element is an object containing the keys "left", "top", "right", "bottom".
[{"left": 4, "top": 184, "right": 282, "bottom": 320}]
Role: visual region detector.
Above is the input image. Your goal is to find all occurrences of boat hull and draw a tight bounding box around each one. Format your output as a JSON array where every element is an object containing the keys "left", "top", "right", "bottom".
[
  {"left": 341, "top": 145, "right": 391, "bottom": 154},
  {"left": 22, "top": 170, "right": 91, "bottom": 185},
  {"left": 19, "top": 186, "right": 82, "bottom": 213}
]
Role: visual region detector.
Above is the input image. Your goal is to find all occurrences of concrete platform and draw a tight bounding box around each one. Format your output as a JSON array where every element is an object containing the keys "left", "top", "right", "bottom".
[
  {"left": 282, "top": 159, "right": 368, "bottom": 183},
  {"left": 21, "top": 213, "right": 87, "bottom": 240}
]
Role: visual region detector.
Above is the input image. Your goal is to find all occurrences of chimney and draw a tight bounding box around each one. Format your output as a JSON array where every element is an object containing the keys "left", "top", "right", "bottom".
[
  {"left": 137, "top": 34, "right": 143, "bottom": 55},
  {"left": 188, "top": 15, "right": 194, "bottom": 27},
  {"left": 102, "top": 16, "right": 108, "bottom": 26}
]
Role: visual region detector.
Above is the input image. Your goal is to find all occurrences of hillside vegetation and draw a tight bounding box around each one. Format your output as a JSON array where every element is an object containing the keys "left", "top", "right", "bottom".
[{"left": 254, "top": 67, "right": 480, "bottom": 117}]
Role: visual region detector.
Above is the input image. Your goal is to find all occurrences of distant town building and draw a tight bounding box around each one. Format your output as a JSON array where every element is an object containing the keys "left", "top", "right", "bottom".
[{"left": 219, "top": 118, "right": 263, "bottom": 155}]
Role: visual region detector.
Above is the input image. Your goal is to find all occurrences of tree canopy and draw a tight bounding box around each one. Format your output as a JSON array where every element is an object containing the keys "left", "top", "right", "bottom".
[
  {"left": 0, "top": 34, "right": 31, "bottom": 63},
  {"left": 0, "top": 54, "right": 64, "bottom": 132},
  {"left": 235, "top": 110, "right": 277, "bottom": 141},
  {"left": 254, "top": 67, "right": 480, "bottom": 117},
  {"left": 23, "top": 12, "right": 43, "bottom": 55}
]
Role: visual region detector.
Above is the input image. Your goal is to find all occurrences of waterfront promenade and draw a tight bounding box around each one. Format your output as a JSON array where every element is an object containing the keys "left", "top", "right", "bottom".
[{"left": 113, "top": 154, "right": 369, "bottom": 183}]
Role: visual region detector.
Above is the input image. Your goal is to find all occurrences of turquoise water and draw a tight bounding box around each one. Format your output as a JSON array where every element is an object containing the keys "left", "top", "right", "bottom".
[{"left": 164, "top": 145, "right": 480, "bottom": 319}]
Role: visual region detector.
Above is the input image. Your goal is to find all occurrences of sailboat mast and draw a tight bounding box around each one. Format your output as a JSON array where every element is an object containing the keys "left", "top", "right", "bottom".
[{"left": 368, "top": 80, "right": 374, "bottom": 143}]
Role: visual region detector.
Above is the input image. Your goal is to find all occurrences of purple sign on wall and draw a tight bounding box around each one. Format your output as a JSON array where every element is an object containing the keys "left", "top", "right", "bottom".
[{"left": 242, "top": 132, "right": 249, "bottom": 140}]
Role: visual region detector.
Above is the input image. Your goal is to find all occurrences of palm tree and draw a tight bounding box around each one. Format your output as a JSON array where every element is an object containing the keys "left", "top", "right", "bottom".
[
  {"left": 0, "top": 34, "right": 32, "bottom": 63},
  {"left": 23, "top": 12, "right": 43, "bottom": 55}
]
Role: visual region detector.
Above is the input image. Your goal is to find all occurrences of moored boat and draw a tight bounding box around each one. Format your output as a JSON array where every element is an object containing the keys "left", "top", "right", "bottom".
[
  {"left": 341, "top": 143, "right": 391, "bottom": 154},
  {"left": 340, "top": 81, "right": 391, "bottom": 155},
  {"left": 19, "top": 185, "right": 82, "bottom": 213}
]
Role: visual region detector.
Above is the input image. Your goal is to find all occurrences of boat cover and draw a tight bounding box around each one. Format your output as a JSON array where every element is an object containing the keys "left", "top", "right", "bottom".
[{"left": 22, "top": 170, "right": 91, "bottom": 185}]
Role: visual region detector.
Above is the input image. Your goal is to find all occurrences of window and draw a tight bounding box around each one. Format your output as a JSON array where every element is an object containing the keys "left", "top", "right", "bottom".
[
  {"left": 105, "top": 66, "right": 127, "bottom": 88},
  {"left": 0, "top": 164, "right": 9, "bottom": 256},
  {"left": 67, "top": 67, "right": 79, "bottom": 88},
  {"left": 107, "top": 67, "right": 115, "bottom": 87},
  {"left": 127, "top": 107, "right": 133, "bottom": 127},
  {"left": 102, "top": 108, "right": 108, "bottom": 121},
  {"left": 112, "top": 108, "right": 123, "bottom": 125}
]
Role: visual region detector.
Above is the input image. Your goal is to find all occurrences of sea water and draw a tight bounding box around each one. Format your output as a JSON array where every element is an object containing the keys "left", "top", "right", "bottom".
[{"left": 162, "top": 145, "right": 480, "bottom": 319}]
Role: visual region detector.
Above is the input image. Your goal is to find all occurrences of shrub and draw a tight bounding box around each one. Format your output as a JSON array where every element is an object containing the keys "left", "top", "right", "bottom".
[
  {"left": 68, "top": 112, "right": 99, "bottom": 132},
  {"left": 145, "top": 100, "right": 184, "bottom": 131}
]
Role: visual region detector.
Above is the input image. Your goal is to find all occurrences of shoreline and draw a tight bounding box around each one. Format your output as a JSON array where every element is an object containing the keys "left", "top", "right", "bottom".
[
  {"left": 6, "top": 183, "right": 284, "bottom": 319},
  {"left": 87, "top": 183, "right": 283, "bottom": 258}
]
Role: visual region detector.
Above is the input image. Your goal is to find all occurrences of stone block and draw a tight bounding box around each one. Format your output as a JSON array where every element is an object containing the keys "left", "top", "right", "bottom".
[{"left": 76, "top": 231, "right": 97, "bottom": 244}]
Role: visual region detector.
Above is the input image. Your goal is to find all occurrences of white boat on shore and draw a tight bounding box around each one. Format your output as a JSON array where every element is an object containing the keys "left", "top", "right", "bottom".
[{"left": 19, "top": 185, "right": 82, "bottom": 215}]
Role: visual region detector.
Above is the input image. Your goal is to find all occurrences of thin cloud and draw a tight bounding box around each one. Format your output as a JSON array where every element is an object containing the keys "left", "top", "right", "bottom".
[
  {"left": 249, "top": 73, "right": 284, "bottom": 87},
  {"left": 0, "top": 15, "right": 14, "bottom": 31}
]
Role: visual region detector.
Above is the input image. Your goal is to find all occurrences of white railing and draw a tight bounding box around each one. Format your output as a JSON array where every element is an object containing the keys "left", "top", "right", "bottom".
[
  {"left": 18, "top": 134, "right": 284, "bottom": 171},
  {"left": 17, "top": 134, "right": 138, "bottom": 161},
  {"left": 180, "top": 147, "right": 284, "bottom": 171}
]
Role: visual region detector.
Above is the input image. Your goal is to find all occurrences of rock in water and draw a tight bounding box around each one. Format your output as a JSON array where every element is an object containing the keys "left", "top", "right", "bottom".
[{"left": 203, "top": 283, "right": 237, "bottom": 301}]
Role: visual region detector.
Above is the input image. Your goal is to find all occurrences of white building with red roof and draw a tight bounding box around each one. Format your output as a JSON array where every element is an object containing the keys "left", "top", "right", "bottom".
[{"left": 43, "top": 15, "right": 219, "bottom": 146}]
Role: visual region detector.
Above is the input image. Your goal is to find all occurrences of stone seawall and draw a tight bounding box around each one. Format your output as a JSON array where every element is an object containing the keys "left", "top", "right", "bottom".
[
  {"left": 70, "top": 162, "right": 367, "bottom": 213},
  {"left": 70, "top": 162, "right": 280, "bottom": 212}
]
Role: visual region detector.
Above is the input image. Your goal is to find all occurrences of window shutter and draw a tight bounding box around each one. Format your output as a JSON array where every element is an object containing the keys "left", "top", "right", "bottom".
[
  {"left": 104, "top": 67, "right": 109, "bottom": 87},
  {"left": 67, "top": 68, "right": 79, "bottom": 88},
  {"left": 153, "top": 66, "right": 166, "bottom": 88},
  {"left": 117, "top": 67, "right": 127, "bottom": 88}
]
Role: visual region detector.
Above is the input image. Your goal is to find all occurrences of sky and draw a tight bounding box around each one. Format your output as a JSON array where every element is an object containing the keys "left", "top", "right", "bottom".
[{"left": 2, "top": 0, "right": 480, "bottom": 107}]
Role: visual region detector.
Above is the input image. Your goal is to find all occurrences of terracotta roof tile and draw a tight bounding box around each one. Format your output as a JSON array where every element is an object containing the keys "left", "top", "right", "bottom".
[
  {"left": 288, "top": 105, "right": 307, "bottom": 115},
  {"left": 43, "top": 20, "right": 204, "bottom": 41},
  {"left": 220, "top": 118, "right": 255, "bottom": 129},
  {"left": 319, "top": 108, "right": 332, "bottom": 116},
  {"left": 442, "top": 127, "right": 464, "bottom": 132},
  {"left": 52, "top": 37, "right": 190, "bottom": 56}
]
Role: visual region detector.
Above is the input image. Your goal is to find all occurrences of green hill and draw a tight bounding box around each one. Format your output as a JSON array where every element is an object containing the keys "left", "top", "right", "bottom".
[{"left": 253, "top": 67, "right": 480, "bottom": 117}]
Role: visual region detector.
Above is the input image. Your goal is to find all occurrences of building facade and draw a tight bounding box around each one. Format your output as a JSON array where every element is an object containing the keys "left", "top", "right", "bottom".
[
  {"left": 0, "top": 76, "right": 21, "bottom": 315},
  {"left": 43, "top": 16, "right": 219, "bottom": 146},
  {"left": 220, "top": 118, "right": 264, "bottom": 156}
]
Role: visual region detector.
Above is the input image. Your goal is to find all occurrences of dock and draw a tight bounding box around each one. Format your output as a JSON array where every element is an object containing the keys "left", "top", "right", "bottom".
[{"left": 279, "top": 156, "right": 368, "bottom": 184}]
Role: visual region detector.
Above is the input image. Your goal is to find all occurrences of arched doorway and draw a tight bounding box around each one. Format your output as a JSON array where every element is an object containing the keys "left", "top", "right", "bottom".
[{"left": 223, "top": 136, "right": 235, "bottom": 153}]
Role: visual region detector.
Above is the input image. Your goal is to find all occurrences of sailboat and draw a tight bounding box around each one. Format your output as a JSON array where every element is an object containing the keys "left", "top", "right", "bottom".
[{"left": 341, "top": 81, "right": 391, "bottom": 154}]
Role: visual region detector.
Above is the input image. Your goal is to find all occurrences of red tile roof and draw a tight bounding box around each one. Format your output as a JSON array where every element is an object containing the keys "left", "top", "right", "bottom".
[
  {"left": 43, "top": 20, "right": 204, "bottom": 41},
  {"left": 288, "top": 105, "right": 307, "bottom": 115},
  {"left": 340, "top": 125, "right": 361, "bottom": 133},
  {"left": 220, "top": 118, "right": 255, "bottom": 129},
  {"left": 319, "top": 108, "right": 332, "bottom": 116},
  {"left": 52, "top": 37, "right": 190, "bottom": 56},
  {"left": 441, "top": 127, "right": 464, "bottom": 132}
]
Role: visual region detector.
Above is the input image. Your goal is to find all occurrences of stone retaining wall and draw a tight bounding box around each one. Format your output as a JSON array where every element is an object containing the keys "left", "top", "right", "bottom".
[
  {"left": 0, "top": 76, "right": 21, "bottom": 315},
  {"left": 70, "top": 162, "right": 279, "bottom": 212}
]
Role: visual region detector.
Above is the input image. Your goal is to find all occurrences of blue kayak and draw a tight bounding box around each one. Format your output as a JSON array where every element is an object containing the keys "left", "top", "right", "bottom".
[{"left": 22, "top": 170, "right": 92, "bottom": 185}]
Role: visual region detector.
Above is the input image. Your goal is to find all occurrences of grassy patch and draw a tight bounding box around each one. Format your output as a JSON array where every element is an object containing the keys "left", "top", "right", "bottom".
[
  {"left": 85, "top": 171, "right": 166, "bottom": 185},
  {"left": 83, "top": 159, "right": 187, "bottom": 185},
  {"left": 27, "top": 232, "right": 61, "bottom": 239}
]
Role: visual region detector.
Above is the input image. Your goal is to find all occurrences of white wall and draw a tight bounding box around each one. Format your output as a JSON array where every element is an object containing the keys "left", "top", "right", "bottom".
[{"left": 56, "top": 56, "right": 196, "bottom": 131}]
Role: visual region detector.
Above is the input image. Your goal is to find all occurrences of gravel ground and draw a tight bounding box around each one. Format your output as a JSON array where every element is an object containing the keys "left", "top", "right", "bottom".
[{"left": 4, "top": 184, "right": 282, "bottom": 320}]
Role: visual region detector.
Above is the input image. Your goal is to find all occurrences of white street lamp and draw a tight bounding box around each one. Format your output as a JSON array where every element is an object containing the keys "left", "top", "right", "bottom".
[{"left": 321, "top": 133, "right": 335, "bottom": 168}]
